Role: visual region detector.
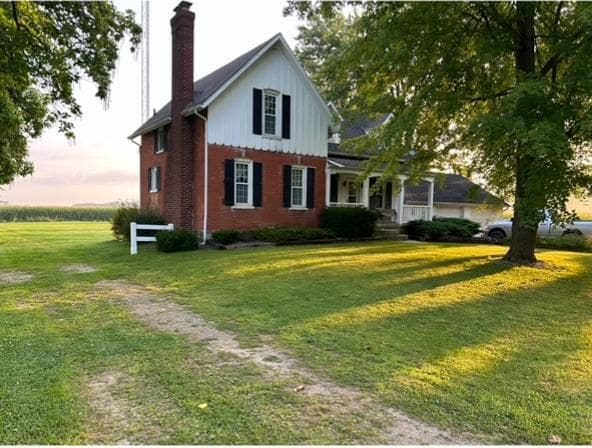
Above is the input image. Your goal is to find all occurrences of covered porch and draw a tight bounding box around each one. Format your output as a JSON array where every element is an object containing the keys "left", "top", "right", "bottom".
[{"left": 325, "top": 164, "right": 435, "bottom": 224}]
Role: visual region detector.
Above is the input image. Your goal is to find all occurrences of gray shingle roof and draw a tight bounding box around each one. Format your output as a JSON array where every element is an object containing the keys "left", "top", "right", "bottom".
[
  {"left": 405, "top": 174, "right": 503, "bottom": 205},
  {"left": 129, "top": 34, "right": 279, "bottom": 138},
  {"left": 341, "top": 114, "right": 391, "bottom": 139}
]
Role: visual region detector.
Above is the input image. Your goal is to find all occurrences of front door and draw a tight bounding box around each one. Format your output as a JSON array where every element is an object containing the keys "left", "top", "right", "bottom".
[{"left": 369, "top": 177, "right": 383, "bottom": 210}]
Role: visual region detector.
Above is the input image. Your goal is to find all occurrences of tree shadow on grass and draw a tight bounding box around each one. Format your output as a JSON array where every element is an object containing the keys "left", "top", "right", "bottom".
[{"left": 283, "top": 255, "right": 592, "bottom": 443}]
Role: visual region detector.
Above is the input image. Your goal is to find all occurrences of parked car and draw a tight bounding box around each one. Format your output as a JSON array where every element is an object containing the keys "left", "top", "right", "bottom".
[{"left": 485, "top": 217, "right": 592, "bottom": 240}]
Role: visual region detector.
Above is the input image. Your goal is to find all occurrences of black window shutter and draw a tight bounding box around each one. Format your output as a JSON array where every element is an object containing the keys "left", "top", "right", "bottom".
[
  {"left": 153, "top": 130, "right": 158, "bottom": 153},
  {"left": 148, "top": 168, "right": 152, "bottom": 191},
  {"left": 253, "top": 88, "right": 262, "bottom": 135},
  {"left": 253, "top": 162, "right": 263, "bottom": 207},
  {"left": 156, "top": 167, "right": 161, "bottom": 192},
  {"left": 163, "top": 126, "right": 169, "bottom": 152},
  {"left": 224, "top": 159, "right": 235, "bottom": 205},
  {"left": 283, "top": 165, "right": 292, "bottom": 208},
  {"left": 282, "top": 94, "right": 291, "bottom": 139},
  {"left": 330, "top": 174, "right": 338, "bottom": 203},
  {"left": 306, "top": 167, "right": 315, "bottom": 209}
]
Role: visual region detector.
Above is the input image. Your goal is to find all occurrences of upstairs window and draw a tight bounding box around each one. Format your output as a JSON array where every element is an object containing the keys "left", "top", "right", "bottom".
[
  {"left": 264, "top": 91, "right": 278, "bottom": 136},
  {"left": 253, "top": 88, "right": 291, "bottom": 139},
  {"left": 155, "top": 127, "right": 167, "bottom": 153}
]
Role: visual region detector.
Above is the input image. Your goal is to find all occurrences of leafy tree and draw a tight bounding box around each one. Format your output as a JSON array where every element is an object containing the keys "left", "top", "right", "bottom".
[
  {"left": 0, "top": 1, "right": 141, "bottom": 185},
  {"left": 286, "top": 1, "right": 592, "bottom": 264},
  {"left": 293, "top": 13, "right": 356, "bottom": 110}
]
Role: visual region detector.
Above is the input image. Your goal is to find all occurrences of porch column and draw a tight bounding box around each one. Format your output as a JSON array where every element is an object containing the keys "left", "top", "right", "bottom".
[
  {"left": 426, "top": 177, "right": 435, "bottom": 220},
  {"left": 362, "top": 178, "right": 370, "bottom": 208},
  {"left": 325, "top": 164, "right": 331, "bottom": 206},
  {"left": 397, "top": 176, "right": 407, "bottom": 224}
]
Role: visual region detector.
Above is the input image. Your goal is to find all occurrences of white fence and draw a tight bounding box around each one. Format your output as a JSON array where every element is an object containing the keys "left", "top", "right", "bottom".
[
  {"left": 130, "top": 222, "right": 174, "bottom": 255},
  {"left": 402, "top": 205, "right": 431, "bottom": 223}
]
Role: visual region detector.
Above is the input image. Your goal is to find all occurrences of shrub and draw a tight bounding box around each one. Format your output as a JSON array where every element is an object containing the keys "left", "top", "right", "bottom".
[
  {"left": 211, "top": 227, "right": 337, "bottom": 245},
  {"left": 111, "top": 203, "right": 165, "bottom": 241},
  {"left": 246, "top": 226, "right": 336, "bottom": 243},
  {"left": 211, "top": 229, "right": 241, "bottom": 245},
  {"left": 404, "top": 217, "right": 481, "bottom": 241},
  {"left": 156, "top": 229, "right": 199, "bottom": 253},
  {"left": 320, "top": 207, "right": 379, "bottom": 238},
  {"left": 536, "top": 235, "right": 592, "bottom": 252}
]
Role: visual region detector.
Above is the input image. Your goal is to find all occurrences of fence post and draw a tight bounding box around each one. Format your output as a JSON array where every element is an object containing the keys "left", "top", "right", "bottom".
[
  {"left": 130, "top": 222, "right": 137, "bottom": 255},
  {"left": 168, "top": 223, "right": 174, "bottom": 231}
]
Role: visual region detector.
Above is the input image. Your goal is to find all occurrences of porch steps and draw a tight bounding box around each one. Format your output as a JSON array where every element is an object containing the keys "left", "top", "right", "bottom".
[{"left": 375, "top": 221, "right": 408, "bottom": 240}]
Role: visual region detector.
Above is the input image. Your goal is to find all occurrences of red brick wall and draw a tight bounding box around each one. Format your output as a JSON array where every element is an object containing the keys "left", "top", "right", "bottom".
[
  {"left": 140, "top": 132, "right": 168, "bottom": 215},
  {"left": 199, "top": 144, "right": 326, "bottom": 232}
]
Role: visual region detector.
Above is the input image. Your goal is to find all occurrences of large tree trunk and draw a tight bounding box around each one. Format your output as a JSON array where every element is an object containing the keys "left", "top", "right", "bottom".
[
  {"left": 505, "top": 156, "right": 537, "bottom": 264},
  {"left": 504, "top": 2, "right": 538, "bottom": 265}
]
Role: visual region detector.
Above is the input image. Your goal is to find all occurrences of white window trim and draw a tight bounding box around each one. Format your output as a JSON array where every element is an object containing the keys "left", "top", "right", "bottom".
[
  {"left": 262, "top": 89, "right": 281, "bottom": 139},
  {"left": 156, "top": 127, "right": 165, "bottom": 154},
  {"left": 290, "top": 165, "right": 308, "bottom": 209},
  {"left": 149, "top": 167, "right": 159, "bottom": 193},
  {"left": 233, "top": 159, "right": 253, "bottom": 208}
]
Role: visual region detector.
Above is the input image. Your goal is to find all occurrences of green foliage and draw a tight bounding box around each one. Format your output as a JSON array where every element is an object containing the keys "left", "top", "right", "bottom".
[
  {"left": 0, "top": 2, "right": 141, "bottom": 185},
  {"left": 156, "top": 229, "right": 199, "bottom": 253},
  {"left": 212, "top": 229, "right": 241, "bottom": 245},
  {"left": 404, "top": 217, "right": 481, "bottom": 241},
  {"left": 293, "top": 13, "right": 356, "bottom": 110},
  {"left": 320, "top": 207, "right": 378, "bottom": 238},
  {"left": 245, "top": 227, "right": 336, "bottom": 243},
  {"left": 536, "top": 235, "right": 592, "bottom": 253},
  {"left": 111, "top": 203, "right": 164, "bottom": 242},
  {"left": 0, "top": 206, "right": 115, "bottom": 222},
  {"left": 212, "top": 227, "right": 336, "bottom": 245},
  {"left": 287, "top": 2, "right": 592, "bottom": 261}
]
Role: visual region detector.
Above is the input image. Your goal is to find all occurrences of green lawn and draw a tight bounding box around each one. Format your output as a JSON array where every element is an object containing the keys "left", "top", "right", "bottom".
[{"left": 1, "top": 222, "right": 591, "bottom": 443}]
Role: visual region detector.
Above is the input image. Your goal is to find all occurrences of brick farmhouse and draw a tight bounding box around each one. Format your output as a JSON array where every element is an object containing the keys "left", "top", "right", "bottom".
[{"left": 129, "top": 2, "right": 503, "bottom": 240}]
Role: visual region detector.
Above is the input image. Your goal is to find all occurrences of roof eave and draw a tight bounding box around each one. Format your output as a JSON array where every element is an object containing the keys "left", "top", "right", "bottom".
[{"left": 128, "top": 117, "right": 172, "bottom": 139}]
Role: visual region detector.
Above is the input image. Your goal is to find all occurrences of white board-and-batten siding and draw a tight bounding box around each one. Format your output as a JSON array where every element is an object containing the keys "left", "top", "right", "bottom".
[{"left": 207, "top": 46, "right": 330, "bottom": 157}]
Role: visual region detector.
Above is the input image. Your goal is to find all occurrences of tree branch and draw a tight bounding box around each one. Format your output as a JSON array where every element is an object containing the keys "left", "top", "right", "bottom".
[
  {"left": 11, "top": 1, "right": 20, "bottom": 30},
  {"left": 463, "top": 87, "right": 514, "bottom": 102}
]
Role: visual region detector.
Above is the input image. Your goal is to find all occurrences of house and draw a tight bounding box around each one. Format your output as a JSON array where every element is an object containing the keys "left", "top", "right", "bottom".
[
  {"left": 328, "top": 116, "right": 505, "bottom": 225},
  {"left": 129, "top": 2, "right": 503, "bottom": 239}
]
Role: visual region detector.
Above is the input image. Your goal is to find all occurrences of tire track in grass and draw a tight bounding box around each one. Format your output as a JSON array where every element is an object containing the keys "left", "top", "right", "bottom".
[{"left": 97, "top": 280, "right": 483, "bottom": 445}]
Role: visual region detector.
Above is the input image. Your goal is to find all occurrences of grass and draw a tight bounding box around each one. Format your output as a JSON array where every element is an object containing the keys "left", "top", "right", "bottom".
[{"left": 1, "top": 222, "right": 591, "bottom": 443}]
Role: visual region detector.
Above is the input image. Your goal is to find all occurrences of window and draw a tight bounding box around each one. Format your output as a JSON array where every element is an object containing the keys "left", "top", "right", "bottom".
[
  {"left": 347, "top": 181, "right": 359, "bottom": 204},
  {"left": 291, "top": 166, "right": 306, "bottom": 208},
  {"left": 156, "top": 127, "right": 166, "bottom": 153},
  {"left": 234, "top": 160, "right": 252, "bottom": 206},
  {"left": 263, "top": 91, "right": 278, "bottom": 136},
  {"left": 149, "top": 167, "right": 160, "bottom": 192}
]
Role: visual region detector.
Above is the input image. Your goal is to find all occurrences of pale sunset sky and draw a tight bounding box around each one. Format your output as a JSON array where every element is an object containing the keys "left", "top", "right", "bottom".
[{"left": 2, "top": 0, "right": 301, "bottom": 206}]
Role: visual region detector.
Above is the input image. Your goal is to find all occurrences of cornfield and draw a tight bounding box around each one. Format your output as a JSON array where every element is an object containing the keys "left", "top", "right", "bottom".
[{"left": 0, "top": 206, "right": 115, "bottom": 222}]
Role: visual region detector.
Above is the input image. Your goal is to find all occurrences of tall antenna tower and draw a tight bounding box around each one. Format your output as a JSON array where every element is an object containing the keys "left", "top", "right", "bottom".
[{"left": 140, "top": 0, "right": 150, "bottom": 122}]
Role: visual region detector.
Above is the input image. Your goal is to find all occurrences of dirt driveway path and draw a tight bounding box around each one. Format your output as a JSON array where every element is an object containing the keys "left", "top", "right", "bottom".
[{"left": 97, "top": 280, "right": 483, "bottom": 445}]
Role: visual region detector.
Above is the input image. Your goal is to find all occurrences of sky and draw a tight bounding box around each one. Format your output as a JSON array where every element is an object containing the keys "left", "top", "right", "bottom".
[{"left": 1, "top": 0, "right": 302, "bottom": 206}]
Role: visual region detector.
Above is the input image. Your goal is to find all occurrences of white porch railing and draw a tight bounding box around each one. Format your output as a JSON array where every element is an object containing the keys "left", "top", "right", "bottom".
[
  {"left": 402, "top": 205, "right": 431, "bottom": 222},
  {"left": 329, "top": 202, "right": 365, "bottom": 207}
]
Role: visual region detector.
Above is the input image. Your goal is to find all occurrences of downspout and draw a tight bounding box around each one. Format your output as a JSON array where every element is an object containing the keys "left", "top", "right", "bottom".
[
  {"left": 194, "top": 111, "right": 208, "bottom": 244},
  {"left": 128, "top": 137, "right": 141, "bottom": 206}
]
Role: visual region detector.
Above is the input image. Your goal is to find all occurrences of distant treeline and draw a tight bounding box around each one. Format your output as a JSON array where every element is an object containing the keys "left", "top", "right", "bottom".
[{"left": 0, "top": 206, "right": 115, "bottom": 222}]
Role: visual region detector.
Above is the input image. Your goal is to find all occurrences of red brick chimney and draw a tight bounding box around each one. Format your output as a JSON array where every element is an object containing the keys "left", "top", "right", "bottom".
[{"left": 166, "top": 1, "right": 195, "bottom": 229}]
